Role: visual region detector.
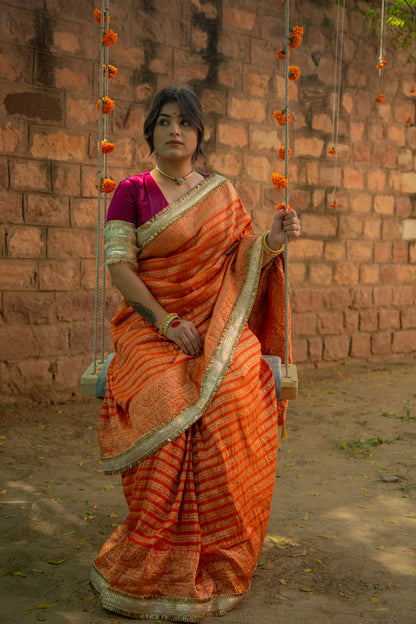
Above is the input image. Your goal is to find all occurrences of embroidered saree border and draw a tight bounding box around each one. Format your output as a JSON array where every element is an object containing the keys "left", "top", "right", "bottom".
[
  {"left": 100, "top": 235, "right": 263, "bottom": 474},
  {"left": 90, "top": 564, "right": 245, "bottom": 622},
  {"left": 135, "top": 173, "right": 227, "bottom": 251}
]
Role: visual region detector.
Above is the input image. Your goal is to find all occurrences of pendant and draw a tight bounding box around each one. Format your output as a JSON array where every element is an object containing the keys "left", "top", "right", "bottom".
[{"left": 175, "top": 177, "right": 185, "bottom": 185}]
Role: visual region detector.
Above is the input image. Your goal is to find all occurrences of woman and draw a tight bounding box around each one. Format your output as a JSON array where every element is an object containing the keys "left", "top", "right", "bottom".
[{"left": 91, "top": 86, "right": 301, "bottom": 622}]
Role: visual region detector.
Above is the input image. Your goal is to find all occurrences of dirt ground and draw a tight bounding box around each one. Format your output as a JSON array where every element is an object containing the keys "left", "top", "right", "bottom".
[{"left": 1, "top": 358, "right": 415, "bottom": 624}]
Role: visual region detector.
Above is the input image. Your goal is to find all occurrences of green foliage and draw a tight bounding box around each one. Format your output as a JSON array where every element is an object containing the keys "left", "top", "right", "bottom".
[
  {"left": 366, "top": 0, "right": 416, "bottom": 54},
  {"left": 336, "top": 436, "right": 395, "bottom": 455}
]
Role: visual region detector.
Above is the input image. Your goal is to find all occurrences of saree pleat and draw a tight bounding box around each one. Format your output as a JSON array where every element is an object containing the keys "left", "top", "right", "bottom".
[{"left": 92, "top": 175, "right": 288, "bottom": 621}]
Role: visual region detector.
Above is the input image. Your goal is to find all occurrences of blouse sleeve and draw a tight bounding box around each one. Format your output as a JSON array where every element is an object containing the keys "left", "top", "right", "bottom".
[
  {"left": 105, "top": 220, "right": 139, "bottom": 268},
  {"left": 106, "top": 178, "right": 137, "bottom": 225}
]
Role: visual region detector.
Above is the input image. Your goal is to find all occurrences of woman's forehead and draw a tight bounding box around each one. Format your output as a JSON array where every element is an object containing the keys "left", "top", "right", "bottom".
[{"left": 158, "top": 101, "right": 182, "bottom": 117}]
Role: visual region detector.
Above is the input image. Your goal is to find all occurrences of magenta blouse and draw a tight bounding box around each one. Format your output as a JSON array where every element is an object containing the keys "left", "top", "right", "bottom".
[{"left": 106, "top": 172, "right": 169, "bottom": 227}]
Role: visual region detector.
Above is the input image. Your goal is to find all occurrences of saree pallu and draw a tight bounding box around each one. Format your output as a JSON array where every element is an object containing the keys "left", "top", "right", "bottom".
[{"left": 91, "top": 174, "right": 289, "bottom": 622}]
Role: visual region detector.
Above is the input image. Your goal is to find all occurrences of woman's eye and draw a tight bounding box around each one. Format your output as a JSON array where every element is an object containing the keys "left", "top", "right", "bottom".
[
  {"left": 158, "top": 119, "right": 168, "bottom": 126},
  {"left": 181, "top": 119, "right": 190, "bottom": 126}
]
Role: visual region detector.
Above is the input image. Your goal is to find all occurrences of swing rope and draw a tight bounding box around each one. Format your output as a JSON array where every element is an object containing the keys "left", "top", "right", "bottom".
[
  {"left": 378, "top": 0, "right": 387, "bottom": 97},
  {"left": 283, "top": 0, "right": 290, "bottom": 376},
  {"left": 101, "top": 0, "right": 110, "bottom": 364},
  {"left": 331, "top": 0, "right": 346, "bottom": 207}
]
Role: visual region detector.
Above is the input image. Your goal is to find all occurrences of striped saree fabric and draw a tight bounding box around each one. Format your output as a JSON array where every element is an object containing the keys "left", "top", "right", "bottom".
[{"left": 91, "top": 174, "right": 289, "bottom": 622}]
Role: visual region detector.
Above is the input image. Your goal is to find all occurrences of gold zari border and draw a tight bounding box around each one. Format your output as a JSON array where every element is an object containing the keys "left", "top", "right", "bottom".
[
  {"left": 101, "top": 235, "right": 263, "bottom": 474},
  {"left": 90, "top": 564, "right": 245, "bottom": 622},
  {"left": 105, "top": 220, "right": 140, "bottom": 268}
]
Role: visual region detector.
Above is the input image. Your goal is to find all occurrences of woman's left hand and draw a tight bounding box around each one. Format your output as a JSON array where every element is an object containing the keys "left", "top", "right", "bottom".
[{"left": 268, "top": 207, "right": 301, "bottom": 249}]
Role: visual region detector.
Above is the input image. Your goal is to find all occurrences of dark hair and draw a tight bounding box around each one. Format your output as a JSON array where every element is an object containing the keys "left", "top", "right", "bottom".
[{"left": 144, "top": 86, "right": 205, "bottom": 163}]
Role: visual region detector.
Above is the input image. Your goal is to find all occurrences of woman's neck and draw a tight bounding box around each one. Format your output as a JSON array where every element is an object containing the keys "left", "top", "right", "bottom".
[{"left": 155, "top": 158, "right": 194, "bottom": 180}]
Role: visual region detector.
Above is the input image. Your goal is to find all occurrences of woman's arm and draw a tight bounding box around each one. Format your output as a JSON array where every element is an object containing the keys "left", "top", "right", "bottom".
[
  {"left": 261, "top": 207, "right": 301, "bottom": 266},
  {"left": 108, "top": 263, "right": 203, "bottom": 357}
]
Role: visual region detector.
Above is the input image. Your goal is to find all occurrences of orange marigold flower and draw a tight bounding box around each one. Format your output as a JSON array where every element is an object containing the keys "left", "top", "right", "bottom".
[
  {"left": 98, "top": 140, "right": 115, "bottom": 154},
  {"left": 330, "top": 202, "right": 338, "bottom": 208},
  {"left": 328, "top": 147, "right": 336, "bottom": 154},
  {"left": 96, "top": 97, "right": 114, "bottom": 114},
  {"left": 95, "top": 177, "right": 116, "bottom": 193},
  {"left": 276, "top": 203, "right": 292, "bottom": 211},
  {"left": 278, "top": 146, "right": 291, "bottom": 160},
  {"left": 377, "top": 59, "right": 388, "bottom": 69},
  {"left": 288, "top": 65, "right": 300, "bottom": 80},
  {"left": 103, "top": 64, "right": 118, "bottom": 78},
  {"left": 271, "top": 173, "right": 288, "bottom": 190},
  {"left": 289, "top": 31, "right": 302, "bottom": 49},
  {"left": 273, "top": 109, "right": 292, "bottom": 127},
  {"left": 374, "top": 94, "right": 384, "bottom": 103},
  {"left": 94, "top": 9, "right": 110, "bottom": 24},
  {"left": 291, "top": 26, "right": 304, "bottom": 36},
  {"left": 276, "top": 48, "right": 289, "bottom": 60},
  {"left": 102, "top": 29, "right": 118, "bottom": 47},
  {"left": 406, "top": 118, "right": 413, "bottom": 125},
  {"left": 410, "top": 88, "right": 416, "bottom": 94}
]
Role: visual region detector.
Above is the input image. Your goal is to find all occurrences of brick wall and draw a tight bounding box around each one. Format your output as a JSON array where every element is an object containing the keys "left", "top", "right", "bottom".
[{"left": 0, "top": 0, "right": 415, "bottom": 400}]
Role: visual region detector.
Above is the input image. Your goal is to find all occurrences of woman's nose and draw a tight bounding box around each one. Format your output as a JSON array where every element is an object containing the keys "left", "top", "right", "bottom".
[{"left": 170, "top": 121, "right": 180, "bottom": 135}]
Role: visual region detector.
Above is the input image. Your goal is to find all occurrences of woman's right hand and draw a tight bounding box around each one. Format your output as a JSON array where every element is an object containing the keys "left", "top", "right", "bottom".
[{"left": 166, "top": 319, "right": 203, "bottom": 357}]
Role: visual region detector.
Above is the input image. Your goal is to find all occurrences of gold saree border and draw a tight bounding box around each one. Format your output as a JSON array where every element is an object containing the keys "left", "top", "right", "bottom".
[
  {"left": 90, "top": 564, "right": 245, "bottom": 622},
  {"left": 100, "top": 235, "right": 263, "bottom": 474},
  {"left": 135, "top": 173, "right": 227, "bottom": 251}
]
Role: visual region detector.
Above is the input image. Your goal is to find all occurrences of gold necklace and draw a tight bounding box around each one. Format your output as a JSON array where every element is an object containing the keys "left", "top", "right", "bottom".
[{"left": 156, "top": 165, "right": 194, "bottom": 185}]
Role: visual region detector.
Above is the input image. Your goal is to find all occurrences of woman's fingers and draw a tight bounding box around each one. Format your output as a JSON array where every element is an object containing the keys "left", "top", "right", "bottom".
[{"left": 166, "top": 320, "right": 202, "bottom": 356}]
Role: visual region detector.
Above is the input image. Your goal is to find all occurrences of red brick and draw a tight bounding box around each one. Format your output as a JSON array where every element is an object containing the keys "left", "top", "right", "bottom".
[
  {"left": 81, "top": 166, "right": 99, "bottom": 198},
  {"left": 38, "top": 260, "right": 80, "bottom": 291},
  {"left": 312, "top": 113, "right": 331, "bottom": 132},
  {"left": 53, "top": 355, "right": 90, "bottom": 395},
  {"left": 347, "top": 241, "right": 373, "bottom": 263},
  {"left": 47, "top": 228, "right": 95, "bottom": 259},
  {"left": 0, "top": 192, "right": 23, "bottom": 224},
  {"left": 308, "top": 337, "right": 323, "bottom": 362},
  {"left": 291, "top": 339, "right": 308, "bottom": 363},
  {"left": 52, "top": 29, "right": 81, "bottom": 55},
  {"left": 67, "top": 96, "right": 97, "bottom": 129},
  {"left": 344, "top": 310, "right": 359, "bottom": 332},
  {"left": 31, "top": 131, "right": 87, "bottom": 161},
  {"left": 359, "top": 310, "right": 378, "bottom": 332},
  {"left": 234, "top": 182, "right": 261, "bottom": 213},
  {"left": 343, "top": 168, "right": 364, "bottom": 189},
  {"left": 393, "top": 285, "right": 415, "bottom": 306},
  {"left": 51, "top": 163, "right": 81, "bottom": 195},
  {"left": 292, "top": 289, "right": 325, "bottom": 313},
  {"left": 286, "top": 190, "right": 311, "bottom": 211},
  {"left": 69, "top": 322, "right": 95, "bottom": 356},
  {"left": 360, "top": 264, "right": 380, "bottom": 284},
  {"left": 250, "top": 127, "right": 278, "bottom": 151},
  {"left": 56, "top": 291, "right": 95, "bottom": 322},
  {"left": 363, "top": 217, "right": 381, "bottom": 240},
  {"left": 228, "top": 95, "right": 266, "bottom": 122},
  {"left": 351, "top": 193, "right": 371, "bottom": 214},
  {"left": 289, "top": 262, "right": 307, "bottom": 286},
  {"left": 396, "top": 196, "right": 412, "bottom": 218},
  {"left": 401, "top": 309, "right": 416, "bottom": 329},
  {"left": 245, "top": 71, "right": 270, "bottom": 97},
  {"left": 173, "top": 50, "right": 208, "bottom": 82},
  {"left": 7, "top": 226, "right": 45, "bottom": 258},
  {"left": 225, "top": 7, "right": 257, "bottom": 31},
  {"left": 0, "top": 119, "right": 27, "bottom": 154},
  {"left": 25, "top": 194, "right": 69, "bottom": 226},
  {"left": 292, "top": 313, "right": 317, "bottom": 336},
  {"left": 379, "top": 309, "right": 400, "bottom": 330},
  {"left": 294, "top": 136, "right": 324, "bottom": 158},
  {"left": 388, "top": 123, "right": 406, "bottom": 145},
  {"left": 352, "top": 288, "right": 373, "bottom": 308},
  {"left": 324, "top": 288, "right": 351, "bottom": 310},
  {"left": 289, "top": 240, "right": 324, "bottom": 261},
  {"left": 3, "top": 292, "right": 55, "bottom": 325},
  {"left": 10, "top": 159, "right": 50, "bottom": 192},
  {"left": 323, "top": 336, "right": 350, "bottom": 361},
  {"left": 0, "top": 259, "right": 38, "bottom": 290},
  {"left": 374, "top": 242, "right": 391, "bottom": 263},
  {"left": 379, "top": 265, "right": 396, "bottom": 283},
  {"left": 301, "top": 214, "right": 337, "bottom": 238},
  {"left": 324, "top": 242, "right": 346, "bottom": 262},
  {"left": 371, "top": 332, "right": 392, "bottom": 355},
  {"left": 334, "top": 264, "right": 359, "bottom": 286},
  {"left": 392, "top": 330, "right": 416, "bottom": 353},
  {"left": 398, "top": 148, "right": 413, "bottom": 170},
  {"left": 339, "top": 216, "right": 363, "bottom": 239},
  {"left": 218, "top": 60, "right": 242, "bottom": 88},
  {"left": 309, "top": 264, "right": 333, "bottom": 286},
  {"left": 400, "top": 172, "right": 416, "bottom": 193},
  {"left": 354, "top": 143, "right": 371, "bottom": 163},
  {"left": 373, "top": 141, "right": 397, "bottom": 168},
  {"left": 318, "top": 312, "right": 344, "bottom": 335},
  {"left": 70, "top": 198, "right": 97, "bottom": 229},
  {"left": 80, "top": 259, "right": 97, "bottom": 289},
  {"left": 207, "top": 151, "right": 241, "bottom": 177},
  {"left": 201, "top": 90, "right": 226, "bottom": 115},
  {"left": 218, "top": 122, "right": 248, "bottom": 148},
  {"left": 374, "top": 286, "right": 393, "bottom": 307},
  {"left": 219, "top": 31, "right": 250, "bottom": 62},
  {"left": 245, "top": 155, "right": 270, "bottom": 182},
  {"left": 367, "top": 169, "right": 386, "bottom": 191},
  {"left": 411, "top": 243, "right": 416, "bottom": 264},
  {"left": 0, "top": 43, "right": 32, "bottom": 82},
  {"left": 350, "top": 334, "right": 371, "bottom": 358},
  {"left": 395, "top": 265, "right": 416, "bottom": 283},
  {"left": 392, "top": 242, "right": 408, "bottom": 263}
]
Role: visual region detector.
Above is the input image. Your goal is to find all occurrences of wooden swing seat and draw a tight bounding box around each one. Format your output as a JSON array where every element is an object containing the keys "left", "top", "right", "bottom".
[
  {"left": 279, "top": 363, "right": 298, "bottom": 401},
  {"left": 80, "top": 360, "right": 106, "bottom": 397}
]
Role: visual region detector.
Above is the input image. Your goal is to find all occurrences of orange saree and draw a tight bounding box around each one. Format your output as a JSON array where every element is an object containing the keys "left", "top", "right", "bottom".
[{"left": 91, "top": 174, "right": 289, "bottom": 622}]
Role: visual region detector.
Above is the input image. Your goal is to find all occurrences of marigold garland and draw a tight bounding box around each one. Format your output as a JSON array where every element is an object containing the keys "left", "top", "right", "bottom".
[
  {"left": 330, "top": 202, "right": 338, "bottom": 208},
  {"left": 289, "top": 26, "right": 304, "bottom": 49},
  {"left": 271, "top": 173, "right": 288, "bottom": 190},
  {"left": 278, "top": 146, "right": 291, "bottom": 160},
  {"left": 328, "top": 147, "right": 336, "bottom": 154},
  {"left": 410, "top": 88, "right": 416, "bottom": 94},
  {"left": 103, "top": 64, "right": 118, "bottom": 78},
  {"left": 95, "top": 178, "right": 116, "bottom": 193},
  {"left": 93, "top": 8, "right": 110, "bottom": 24},
  {"left": 273, "top": 109, "right": 292, "bottom": 127},
  {"left": 406, "top": 117, "right": 413, "bottom": 124},
  {"left": 288, "top": 65, "right": 300, "bottom": 80},
  {"left": 374, "top": 93, "right": 385, "bottom": 103},
  {"left": 376, "top": 59, "right": 388, "bottom": 69},
  {"left": 276, "top": 203, "right": 292, "bottom": 211},
  {"left": 276, "top": 48, "right": 289, "bottom": 60},
  {"left": 98, "top": 140, "right": 115, "bottom": 154},
  {"left": 102, "top": 29, "right": 118, "bottom": 47},
  {"left": 96, "top": 97, "right": 114, "bottom": 114}
]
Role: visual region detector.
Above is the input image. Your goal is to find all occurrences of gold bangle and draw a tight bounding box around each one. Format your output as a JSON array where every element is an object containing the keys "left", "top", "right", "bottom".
[
  {"left": 159, "top": 312, "right": 179, "bottom": 337},
  {"left": 260, "top": 231, "right": 284, "bottom": 256}
]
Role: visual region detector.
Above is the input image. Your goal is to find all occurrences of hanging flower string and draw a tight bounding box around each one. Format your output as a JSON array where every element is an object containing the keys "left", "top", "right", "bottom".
[{"left": 375, "top": 0, "right": 387, "bottom": 104}]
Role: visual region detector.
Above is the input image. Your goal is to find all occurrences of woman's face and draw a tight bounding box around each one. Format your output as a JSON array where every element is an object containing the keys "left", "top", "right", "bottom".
[{"left": 152, "top": 101, "right": 198, "bottom": 164}]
